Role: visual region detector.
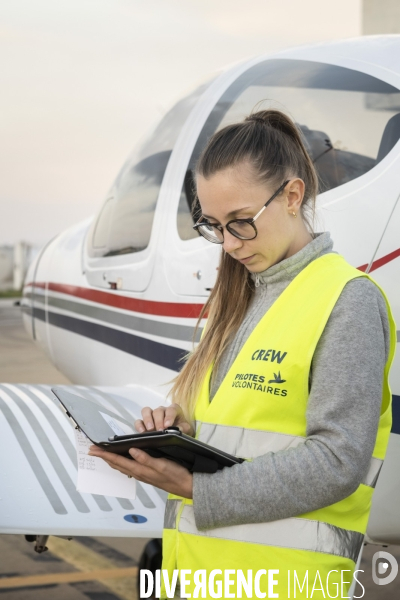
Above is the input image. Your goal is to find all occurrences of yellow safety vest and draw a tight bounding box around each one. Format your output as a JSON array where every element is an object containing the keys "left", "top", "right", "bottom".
[{"left": 161, "top": 253, "right": 396, "bottom": 599}]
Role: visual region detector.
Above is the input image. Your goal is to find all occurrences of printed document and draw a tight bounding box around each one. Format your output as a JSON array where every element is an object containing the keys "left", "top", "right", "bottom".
[{"left": 74, "top": 415, "right": 136, "bottom": 499}]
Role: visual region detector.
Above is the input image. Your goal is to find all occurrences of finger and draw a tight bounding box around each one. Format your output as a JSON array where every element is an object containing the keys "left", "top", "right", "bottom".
[
  {"left": 134, "top": 419, "right": 146, "bottom": 433},
  {"left": 87, "top": 449, "right": 137, "bottom": 479},
  {"left": 93, "top": 448, "right": 139, "bottom": 474},
  {"left": 88, "top": 449, "right": 114, "bottom": 462},
  {"left": 163, "top": 405, "right": 179, "bottom": 428},
  {"left": 104, "top": 450, "right": 193, "bottom": 495},
  {"left": 129, "top": 447, "right": 160, "bottom": 467},
  {"left": 88, "top": 446, "right": 106, "bottom": 457},
  {"left": 152, "top": 406, "right": 167, "bottom": 431},
  {"left": 165, "top": 404, "right": 194, "bottom": 435},
  {"left": 104, "top": 452, "right": 162, "bottom": 483},
  {"left": 90, "top": 447, "right": 155, "bottom": 479},
  {"left": 141, "top": 407, "right": 156, "bottom": 431},
  {"left": 177, "top": 421, "right": 193, "bottom": 435}
]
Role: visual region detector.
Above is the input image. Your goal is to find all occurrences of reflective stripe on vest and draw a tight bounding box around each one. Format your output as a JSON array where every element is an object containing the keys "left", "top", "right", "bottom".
[
  {"left": 195, "top": 420, "right": 384, "bottom": 488},
  {"left": 164, "top": 498, "right": 182, "bottom": 529},
  {"left": 177, "top": 504, "right": 364, "bottom": 563}
]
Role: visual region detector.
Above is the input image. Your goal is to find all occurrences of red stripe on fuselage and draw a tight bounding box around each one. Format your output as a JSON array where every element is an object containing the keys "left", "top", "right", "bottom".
[
  {"left": 24, "top": 282, "right": 205, "bottom": 318},
  {"left": 23, "top": 247, "right": 400, "bottom": 315},
  {"left": 358, "top": 247, "right": 400, "bottom": 273}
]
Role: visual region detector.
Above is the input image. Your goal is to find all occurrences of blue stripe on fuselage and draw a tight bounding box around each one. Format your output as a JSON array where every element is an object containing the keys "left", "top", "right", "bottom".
[{"left": 28, "top": 306, "right": 186, "bottom": 372}]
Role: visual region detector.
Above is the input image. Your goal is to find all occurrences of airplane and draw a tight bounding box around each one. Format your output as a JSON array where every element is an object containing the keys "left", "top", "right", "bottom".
[{"left": 1, "top": 33, "right": 400, "bottom": 595}]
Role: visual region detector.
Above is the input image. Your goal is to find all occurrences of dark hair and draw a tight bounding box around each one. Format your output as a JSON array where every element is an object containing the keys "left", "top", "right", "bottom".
[
  {"left": 169, "top": 110, "right": 319, "bottom": 419},
  {"left": 196, "top": 109, "right": 318, "bottom": 228}
]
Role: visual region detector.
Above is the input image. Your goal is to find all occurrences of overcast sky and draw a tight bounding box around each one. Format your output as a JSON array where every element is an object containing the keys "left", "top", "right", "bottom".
[{"left": 1, "top": 0, "right": 362, "bottom": 247}]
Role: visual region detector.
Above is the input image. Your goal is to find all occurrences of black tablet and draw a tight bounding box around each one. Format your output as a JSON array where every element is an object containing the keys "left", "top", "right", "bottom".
[{"left": 52, "top": 387, "right": 244, "bottom": 473}]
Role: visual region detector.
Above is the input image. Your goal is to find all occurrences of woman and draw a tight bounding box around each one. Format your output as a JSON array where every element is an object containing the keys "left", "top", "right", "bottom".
[{"left": 89, "top": 110, "right": 396, "bottom": 598}]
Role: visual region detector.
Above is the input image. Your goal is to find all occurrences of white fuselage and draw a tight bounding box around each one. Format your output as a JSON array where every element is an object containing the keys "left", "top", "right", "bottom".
[{"left": 15, "top": 35, "right": 400, "bottom": 543}]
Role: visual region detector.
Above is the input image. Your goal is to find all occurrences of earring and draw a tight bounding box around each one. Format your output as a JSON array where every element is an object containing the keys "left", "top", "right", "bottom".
[{"left": 291, "top": 211, "right": 297, "bottom": 217}]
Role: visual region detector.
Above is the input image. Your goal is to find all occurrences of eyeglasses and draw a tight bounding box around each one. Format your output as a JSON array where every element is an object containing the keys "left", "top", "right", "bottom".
[{"left": 193, "top": 180, "right": 290, "bottom": 244}]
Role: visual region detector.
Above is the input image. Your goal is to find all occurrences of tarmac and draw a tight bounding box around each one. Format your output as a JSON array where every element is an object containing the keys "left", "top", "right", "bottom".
[{"left": 1, "top": 297, "right": 400, "bottom": 599}]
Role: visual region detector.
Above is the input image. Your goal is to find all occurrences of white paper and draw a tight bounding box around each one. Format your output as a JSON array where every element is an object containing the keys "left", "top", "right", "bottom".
[
  {"left": 74, "top": 429, "right": 136, "bottom": 499},
  {"left": 99, "top": 411, "right": 135, "bottom": 436}
]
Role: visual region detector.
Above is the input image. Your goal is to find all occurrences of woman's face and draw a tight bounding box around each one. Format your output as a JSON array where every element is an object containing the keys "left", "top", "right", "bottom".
[{"left": 196, "top": 161, "right": 311, "bottom": 273}]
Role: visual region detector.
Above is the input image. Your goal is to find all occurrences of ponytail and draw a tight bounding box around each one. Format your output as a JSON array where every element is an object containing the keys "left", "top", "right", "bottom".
[{"left": 243, "top": 110, "right": 318, "bottom": 224}]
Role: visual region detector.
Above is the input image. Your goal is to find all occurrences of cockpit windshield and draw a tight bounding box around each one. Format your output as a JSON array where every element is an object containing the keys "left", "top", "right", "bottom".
[
  {"left": 177, "top": 59, "right": 400, "bottom": 240},
  {"left": 89, "top": 73, "right": 217, "bottom": 258}
]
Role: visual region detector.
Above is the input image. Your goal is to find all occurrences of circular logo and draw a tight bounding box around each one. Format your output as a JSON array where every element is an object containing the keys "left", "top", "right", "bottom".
[
  {"left": 372, "top": 551, "right": 399, "bottom": 586},
  {"left": 124, "top": 514, "right": 148, "bottom": 524}
]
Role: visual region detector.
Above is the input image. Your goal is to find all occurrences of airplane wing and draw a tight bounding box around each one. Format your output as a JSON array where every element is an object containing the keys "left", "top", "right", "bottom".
[
  {"left": 0, "top": 383, "right": 168, "bottom": 538},
  {"left": 3, "top": 381, "right": 400, "bottom": 545}
]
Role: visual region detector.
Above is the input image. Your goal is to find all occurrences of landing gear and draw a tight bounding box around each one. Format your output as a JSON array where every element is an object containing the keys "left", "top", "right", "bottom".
[{"left": 24, "top": 534, "right": 49, "bottom": 553}]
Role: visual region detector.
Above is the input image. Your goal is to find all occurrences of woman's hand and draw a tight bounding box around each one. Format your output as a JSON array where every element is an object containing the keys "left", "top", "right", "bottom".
[
  {"left": 88, "top": 403, "right": 195, "bottom": 497},
  {"left": 88, "top": 445, "right": 193, "bottom": 499},
  {"left": 135, "top": 403, "right": 195, "bottom": 436}
]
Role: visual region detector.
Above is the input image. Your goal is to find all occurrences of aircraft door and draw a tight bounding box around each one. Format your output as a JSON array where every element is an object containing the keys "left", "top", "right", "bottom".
[{"left": 164, "top": 165, "right": 220, "bottom": 297}]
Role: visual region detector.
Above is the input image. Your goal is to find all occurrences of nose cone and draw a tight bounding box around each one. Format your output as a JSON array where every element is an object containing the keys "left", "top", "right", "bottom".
[{"left": 21, "top": 253, "right": 40, "bottom": 342}]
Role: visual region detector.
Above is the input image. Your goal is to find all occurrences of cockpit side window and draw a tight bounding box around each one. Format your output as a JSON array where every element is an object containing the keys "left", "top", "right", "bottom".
[
  {"left": 88, "top": 75, "right": 216, "bottom": 258},
  {"left": 102, "top": 151, "right": 172, "bottom": 257},
  {"left": 177, "top": 59, "right": 400, "bottom": 240}
]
